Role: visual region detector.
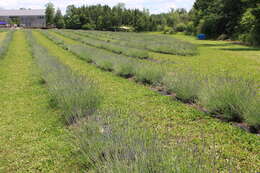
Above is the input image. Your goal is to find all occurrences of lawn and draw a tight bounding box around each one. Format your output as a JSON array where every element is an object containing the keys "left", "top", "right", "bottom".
[
  {"left": 151, "top": 32, "right": 260, "bottom": 80},
  {"left": 32, "top": 30, "right": 260, "bottom": 172}
]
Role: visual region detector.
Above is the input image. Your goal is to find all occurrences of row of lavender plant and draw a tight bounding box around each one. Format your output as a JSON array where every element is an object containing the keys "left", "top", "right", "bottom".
[
  {"left": 41, "top": 30, "right": 166, "bottom": 84},
  {"left": 55, "top": 30, "right": 150, "bottom": 59},
  {"left": 29, "top": 30, "right": 230, "bottom": 172},
  {"left": 44, "top": 30, "right": 260, "bottom": 132},
  {"left": 71, "top": 29, "right": 198, "bottom": 56},
  {"left": 0, "top": 31, "right": 14, "bottom": 59},
  {"left": 27, "top": 30, "right": 101, "bottom": 124}
]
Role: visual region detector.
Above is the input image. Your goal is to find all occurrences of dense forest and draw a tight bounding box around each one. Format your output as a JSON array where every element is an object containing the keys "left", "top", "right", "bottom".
[{"left": 46, "top": 0, "right": 260, "bottom": 45}]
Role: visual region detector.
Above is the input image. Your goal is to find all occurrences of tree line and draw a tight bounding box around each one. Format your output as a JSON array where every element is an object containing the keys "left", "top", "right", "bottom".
[
  {"left": 192, "top": 0, "right": 260, "bottom": 45},
  {"left": 45, "top": 3, "right": 192, "bottom": 32},
  {"left": 45, "top": 1, "right": 260, "bottom": 45}
]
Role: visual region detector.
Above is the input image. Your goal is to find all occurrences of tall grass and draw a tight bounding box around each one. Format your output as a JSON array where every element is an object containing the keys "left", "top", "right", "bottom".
[
  {"left": 27, "top": 31, "right": 101, "bottom": 124},
  {"left": 0, "top": 31, "right": 14, "bottom": 58}
]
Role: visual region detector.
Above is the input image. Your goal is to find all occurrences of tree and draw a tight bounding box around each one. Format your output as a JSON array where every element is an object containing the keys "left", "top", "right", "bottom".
[
  {"left": 45, "top": 2, "right": 55, "bottom": 26},
  {"left": 54, "top": 9, "right": 65, "bottom": 28},
  {"left": 64, "top": 5, "right": 81, "bottom": 29},
  {"left": 193, "top": 0, "right": 244, "bottom": 38}
]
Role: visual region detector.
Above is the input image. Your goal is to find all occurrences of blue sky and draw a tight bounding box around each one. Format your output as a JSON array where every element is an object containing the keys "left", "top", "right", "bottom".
[{"left": 0, "top": 0, "right": 195, "bottom": 14}]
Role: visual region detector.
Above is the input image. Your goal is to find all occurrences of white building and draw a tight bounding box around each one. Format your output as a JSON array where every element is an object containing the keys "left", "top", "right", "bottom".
[{"left": 0, "top": 9, "right": 46, "bottom": 28}]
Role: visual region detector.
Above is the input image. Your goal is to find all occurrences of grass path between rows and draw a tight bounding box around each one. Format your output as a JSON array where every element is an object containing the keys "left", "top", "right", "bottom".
[
  {"left": 0, "top": 31, "right": 78, "bottom": 172},
  {"left": 0, "top": 32, "right": 6, "bottom": 43},
  {"left": 34, "top": 31, "right": 260, "bottom": 172}
]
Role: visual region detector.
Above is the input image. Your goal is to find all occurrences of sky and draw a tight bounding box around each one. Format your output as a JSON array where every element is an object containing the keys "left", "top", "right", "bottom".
[{"left": 0, "top": 0, "right": 196, "bottom": 14}]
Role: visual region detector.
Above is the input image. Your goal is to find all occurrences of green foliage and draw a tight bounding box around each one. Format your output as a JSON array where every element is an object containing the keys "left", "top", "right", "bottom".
[
  {"left": 193, "top": 0, "right": 260, "bottom": 45},
  {"left": 163, "top": 70, "right": 200, "bottom": 103},
  {"left": 244, "top": 100, "right": 260, "bottom": 130},
  {"left": 175, "top": 23, "right": 187, "bottom": 32},
  {"left": 163, "top": 26, "right": 175, "bottom": 34},
  {"left": 193, "top": 0, "right": 244, "bottom": 38},
  {"left": 113, "top": 60, "right": 135, "bottom": 78},
  {"left": 60, "top": 3, "right": 193, "bottom": 32},
  {"left": 96, "top": 58, "right": 114, "bottom": 71},
  {"left": 45, "top": 2, "right": 55, "bottom": 26},
  {"left": 185, "top": 22, "right": 195, "bottom": 35},
  {"left": 9, "top": 17, "right": 21, "bottom": 25},
  {"left": 239, "top": 5, "right": 260, "bottom": 45},
  {"left": 74, "top": 111, "right": 220, "bottom": 172},
  {"left": 196, "top": 15, "right": 219, "bottom": 38},
  {"left": 82, "top": 23, "right": 96, "bottom": 30},
  {"left": 199, "top": 75, "right": 259, "bottom": 122},
  {"left": 54, "top": 9, "right": 65, "bottom": 29},
  {"left": 134, "top": 64, "right": 165, "bottom": 85}
]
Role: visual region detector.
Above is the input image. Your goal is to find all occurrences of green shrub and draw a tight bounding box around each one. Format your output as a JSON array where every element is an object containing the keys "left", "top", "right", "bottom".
[
  {"left": 82, "top": 23, "right": 96, "bottom": 30},
  {"left": 197, "top": 15, "right": 219, "bottom": 38},
  {"left": 185, "top": 22, "right": 195, "bottom": 35},
  {"left": 134, "top": 64, "right": 165, "bottom": 85},
  {"left": 125, "top": 48, "right": 149, "bottom": 59},
  {"left": 239, "top": 8, "right": 260, "bottom": 46},
  {"left": 96, "top": 58, "right": 114, "bottom": 71},
  {"left": 67, "top": 44, "right": 93, "bottom": 63},
  {"left": 243, "top": 100, "right": 260, "bottom": 131},
  {"left": 163, "top": 26, "right": 175, "bottom": 34},
  {"left": 74, "top": 113, "right": 170, "bottom": 172},
  {"left": 163, "top": 70, "right": 200, "bottom": 103},
  {"left": 156, "top": 24, "right": 165, "bottom": 31},
  {"left": 73, "top": 111, "right": 220, "bottom": 172},
  {"left": 175, "top": 23, "right": 187, "bottom": 32},
  {"left": 198, "top": 75, "right": 258, "bottom": 122},
  {"left": 49, "top": 74, "right": 101, "bottom": 124},
  {"left": 114, "top": 60, "right": 135, "bottom": 78}
]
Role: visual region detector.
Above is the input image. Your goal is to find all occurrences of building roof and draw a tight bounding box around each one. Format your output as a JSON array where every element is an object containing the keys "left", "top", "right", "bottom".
[{"left": 0, "top": 9, "right": 45, "bottom": 17}]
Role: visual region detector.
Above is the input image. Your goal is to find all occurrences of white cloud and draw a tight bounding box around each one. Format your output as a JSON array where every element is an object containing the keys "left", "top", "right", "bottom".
[{"left": 0, "top": 0, "right": 195, "bottom": 14}]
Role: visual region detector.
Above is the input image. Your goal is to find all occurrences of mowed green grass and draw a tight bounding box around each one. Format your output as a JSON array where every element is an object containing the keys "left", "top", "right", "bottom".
[
  {"left": 0, "top": 31, "right": 79, "bottom": 172},
  {"left": 0, "top": 32, "right": 7, "bottom": 43},
  {"left": 149, "top": 32, "right": 260, "bottom": 81},
  {"left": 34, "top": 31, "right": 260, "bottom": 171}
]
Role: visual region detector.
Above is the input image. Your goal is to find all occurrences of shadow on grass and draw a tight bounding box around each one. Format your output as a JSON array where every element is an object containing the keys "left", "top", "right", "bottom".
[
  {"left": 220, "top": 47, "right": 260, "bottom": 51},
  {"left": 200, "top": 43, "right": 260, "bottom": 52},
  {"left": 201, "top": 43, "right": 232, "bottom": 47}
]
